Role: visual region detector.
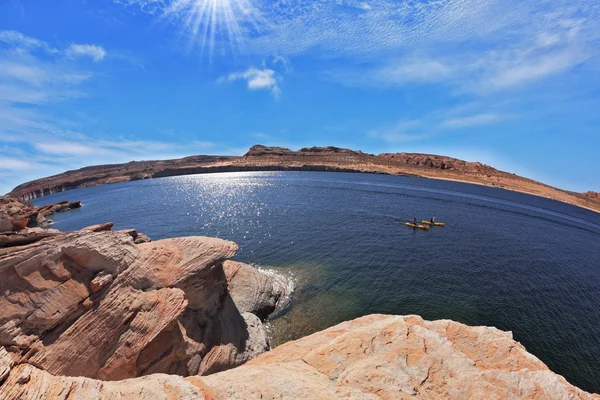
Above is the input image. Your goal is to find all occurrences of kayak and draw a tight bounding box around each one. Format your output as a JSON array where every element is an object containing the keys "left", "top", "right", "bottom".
[
  {"left": 405, "top": 222, "right": 430, "bottom": 230},
  {"left": 422, "top": 221, "right": 445, "bottom": 227}
]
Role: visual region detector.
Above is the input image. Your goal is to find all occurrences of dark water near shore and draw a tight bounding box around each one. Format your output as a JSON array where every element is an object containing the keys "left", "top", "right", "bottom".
[{"left": 35, "top": 172, "right": 600, "bottom": 392}]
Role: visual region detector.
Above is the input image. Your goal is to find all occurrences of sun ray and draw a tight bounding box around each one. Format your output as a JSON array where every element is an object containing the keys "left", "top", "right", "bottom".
[{"left": 159, "top": 0, "right": 265, "bottom": 61}]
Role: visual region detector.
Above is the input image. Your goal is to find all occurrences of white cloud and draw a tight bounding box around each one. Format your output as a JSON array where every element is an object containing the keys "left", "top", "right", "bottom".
[
  {"left": 440, "top": 113, "right": 500, "bottom": 128},
  {"left": 227, "top": 67, "right": 281, "bottom": 98},
  {"left": 369, "top": 120, "right": 430, "bottom": 143},
  {"left": 35, "top": 142, "right": 100, "bottom": 155},
  {"left": 0, "top": 30, "right": 58, "bottom": 54},
  {"left": 487, "top": 50, "right": 589, "bottom": 89},
  {"left": 370, "top": 107, "right": 505, "bottom": 145},
  {"left": 66, "top": 44, "right": 107, "bottom": 62},
  {"left": 0, "top": 156, "right": 43, "bottom": 171},
  {"left": 328, "top": 58, "right": 453, "bottom": 87}
]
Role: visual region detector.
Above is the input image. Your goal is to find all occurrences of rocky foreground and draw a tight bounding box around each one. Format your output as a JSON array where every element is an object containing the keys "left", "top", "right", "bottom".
[
  {"left": 0, "top": 199, "right": 598, "bottom": 398},
  {"left": 9, "top": 145, "right": 600, "bottom": 214}
]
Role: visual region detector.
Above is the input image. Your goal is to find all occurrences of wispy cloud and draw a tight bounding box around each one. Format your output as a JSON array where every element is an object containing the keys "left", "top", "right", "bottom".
[
  {"left": 34, "top": 142, "right": 100, "bottom": 155},
  {"left": 370, "top": 107, "right": 505, "bottom": 144},
  {"left": 226, "top": 66, "right": 281, "bottom": 98},
  {"left": 369, "top": 120, "right": 430, "bottom": 144},
  {"left": 0, "top": 30, "right": 58, "bottom": 54},
  {"left": 440, "top": 113, "right": 500, "bottom": 129},
  {"left": 0, "top": 156, "right": 46, "bottom": 171},
  {"left": 65, "top": 44, "right": 107, "bottom": 62}
]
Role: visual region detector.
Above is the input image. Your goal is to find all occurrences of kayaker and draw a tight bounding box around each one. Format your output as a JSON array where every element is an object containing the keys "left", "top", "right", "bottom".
[
  {"left": 430, "top": 217, "right": 434, "bottom": 224},
  {"left": 413, "top": 217, "right": 417, "bottom": 225}
]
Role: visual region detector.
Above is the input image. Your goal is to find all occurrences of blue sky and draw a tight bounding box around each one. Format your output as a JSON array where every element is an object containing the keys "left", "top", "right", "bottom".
[{"left": 0, "top": 0, "right": 599, "bottom": 194}]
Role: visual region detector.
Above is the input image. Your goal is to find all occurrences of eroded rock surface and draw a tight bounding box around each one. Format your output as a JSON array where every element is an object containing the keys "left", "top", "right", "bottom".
[
  {"left": 0, "top": 228, "right": 285, "bottom": 384},
  {"left": 2, "top": 315, "right": 598, "bottom": 399},
  {"left": 223, "top": 260, "right": 289, "bottom": 320},
  {"left": 199, "top": 314, "right": 600, "bottom": 399}
]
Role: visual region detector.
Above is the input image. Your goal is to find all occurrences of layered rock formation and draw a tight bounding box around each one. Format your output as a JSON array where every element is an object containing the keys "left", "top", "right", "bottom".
[
  {"left": 0, "top": 227, "right": 287, "bottom": 386},
  {"left": 1, "top": 315, "right": 597, "bottom": 399}
]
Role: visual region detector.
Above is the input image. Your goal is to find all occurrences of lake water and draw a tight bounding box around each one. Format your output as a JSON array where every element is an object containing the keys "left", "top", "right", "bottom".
[{"left": 34, "top": 171, "right": 600, "bottom": 393}]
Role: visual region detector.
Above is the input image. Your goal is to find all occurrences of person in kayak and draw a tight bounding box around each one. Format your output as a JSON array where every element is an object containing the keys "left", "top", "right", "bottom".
[{"left": 413, "top": 217, "right": 418, "bottom": 225}]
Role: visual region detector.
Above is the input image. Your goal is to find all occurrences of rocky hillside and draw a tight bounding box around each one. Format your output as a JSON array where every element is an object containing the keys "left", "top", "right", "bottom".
[
  {"left": 9, "top": 155, "right": 235, "bottom": 201},
  {"left": 7, "top": 145, "right": 600, "bottom": 213}
]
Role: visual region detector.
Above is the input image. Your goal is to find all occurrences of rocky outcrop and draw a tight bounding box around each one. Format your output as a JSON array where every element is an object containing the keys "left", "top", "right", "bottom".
[
  {"left": 244, "top": 145, "right": 296, "bottom": 157},
  {"left": 1, "top": 315, "right": 598, "bottom": 399},
  {"left": 0, "top": 196, "right": 81, "bottom": 233},
  {"left": 0, "top": 227, "right": 61, "bottom": 247},
  {"left": 0, "top": 227, "right": 285, "bottom": 384},
  {"left": 82, "top": 222, "right": 115, "bottom": 232},
  {"left": 118, "top": 228, "right": 152, "bottom": 244},
  {"left": 223, "top": 260, "right": 290, "bottom": 320},
  {"left": 584, "top": 191, "right": 600, "bottom": 201}
]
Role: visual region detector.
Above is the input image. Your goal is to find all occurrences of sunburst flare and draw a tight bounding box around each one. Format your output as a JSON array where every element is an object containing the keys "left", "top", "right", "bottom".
[{"left": 160, "top": 0, "right": 266, "bottom": 60}]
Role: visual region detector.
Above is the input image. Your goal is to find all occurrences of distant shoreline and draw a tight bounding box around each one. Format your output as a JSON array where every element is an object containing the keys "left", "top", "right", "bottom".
[{"left": 9, "top": 145, "right": 600, "bottom": 215}]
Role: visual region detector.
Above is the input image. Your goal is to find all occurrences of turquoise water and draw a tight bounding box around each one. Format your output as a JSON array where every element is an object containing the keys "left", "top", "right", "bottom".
[{"left": 35, "top": 172, "right": 600, "bottom": 392}]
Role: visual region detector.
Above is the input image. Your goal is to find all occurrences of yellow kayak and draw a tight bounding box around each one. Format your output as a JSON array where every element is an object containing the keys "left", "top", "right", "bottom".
[
  {"left": 422, "top": 221, "right": 445, "bottom": 227},
  {"left": 405, "top": 222, "right": 430, "bottom": 230}
]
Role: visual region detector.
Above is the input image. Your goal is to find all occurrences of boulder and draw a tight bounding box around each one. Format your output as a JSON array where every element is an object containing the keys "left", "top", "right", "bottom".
[
  {"left": 135, "top": 233, "right": 152, "bottom": 244},
  {"left": 223, "top": 260, "right": 288, "bottom": 320},
  {"left": 119, "top": 229, "right": 152, "bottom": 244}
]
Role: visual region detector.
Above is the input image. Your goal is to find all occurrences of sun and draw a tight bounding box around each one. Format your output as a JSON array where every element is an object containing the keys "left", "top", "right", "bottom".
[{"left": 162, "top": 0, "right": 265, "bottom": 60}]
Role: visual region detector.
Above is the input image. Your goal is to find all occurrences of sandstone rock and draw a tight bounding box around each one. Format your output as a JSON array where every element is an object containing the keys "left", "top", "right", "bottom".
[
  {"left": 134, "top": 232, "right": 152, "bottom": 244},
  {"left": 244, "top": 144, "right": 295, "bottom": 157},
  {"left": 197, "top": 298, "right": 270, "bottom": 376},
  {"left": 0, "top": 231, "right": 136, "bottom": 349},
  {"left": 223, "top": 260, "right": 288, "bottom": 320},
  {"left": 203, "top": 314, "right": 599, "bottom": 399},
  {"left": 0, "top": 230, "right": 278, "bottom": 383},
  {"left": 10, "top": 218, "right": 28, "bottom": 231},
  {"left": 0, "top": 228, "right": 61, "bottom": 247},
  {"left": 3, "top": 315, "right": 597, "bottom": 399},
  {"left": 82, "top": 222, "right": 115, "bottom": 232},
  {"left": 119, "top": 229, "right": 152, "bottom": 244},
  {"left": 0, "top": 364, "right": 211, "bottom": 399},
  {"left": 0, "top": 216, "right": 12, "bottom": 233},
  {"left": 0, "top": 196, "right": 82, "bottom": 229},
  {"left": 0, "top": 347, "right": 14, "bottom": 384},
  {"left": 89, "top": 271, "right": 113, "bottom": 293},
  {"left": 119, "top": 228, "right": 139, "bottom": 239}
]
